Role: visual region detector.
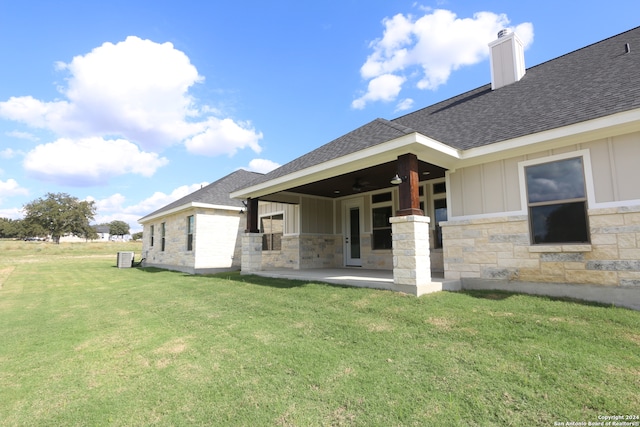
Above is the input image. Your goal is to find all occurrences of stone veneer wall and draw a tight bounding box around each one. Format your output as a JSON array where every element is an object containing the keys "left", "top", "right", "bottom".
[
  {"left": 442, "top": 205, "right": 640, "bottom": 288},
  {"left": 359, "top": 234, "right": 394, "bottom": 270},
  {"left": 142, "top": 209, "right": 245, "bottom": 274},
  {"left": 261, "top": 234, "right": 341, "bottom": 270},
  {"left": 143, "top": 211, "right": 195, "bottom": 273},
  {"left": 299, "top": 235, "right": 341, "bottom": 269},
  {"left": 258, "top": 232, "right": 437, "bottom": 272}
]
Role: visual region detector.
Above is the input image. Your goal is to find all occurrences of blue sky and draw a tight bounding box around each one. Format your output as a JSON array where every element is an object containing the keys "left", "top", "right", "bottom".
[{"left": 0, "top": 0, "right": 638, "bottom": 232}]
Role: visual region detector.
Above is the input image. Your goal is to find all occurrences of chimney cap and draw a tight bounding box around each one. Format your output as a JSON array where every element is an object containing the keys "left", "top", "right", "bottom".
[{"left": 497, "top": 28, "right": 510, "bottom": 38}]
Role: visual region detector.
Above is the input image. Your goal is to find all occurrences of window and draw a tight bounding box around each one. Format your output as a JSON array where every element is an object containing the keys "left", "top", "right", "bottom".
[
  {"left": 261, "top": 214, "right": 283, "bottom": 251},
  {"left": 433, "top": 182, "right": 446, "bottom": 195},
  {"left": 160, "top": 222, "right": 166, "bottom": 251},
  {"left": 525, "top": 157, "right": 589, "bottom": 244},
  {"left": 150, "top": 225, "right": 154, "bottom": 247},
  {"left": 429, "top": 181, "right": 447, "bottom": 248},
  {"left": 433, "top": 198, "right": 447, "bottom": 248},
  {"left": 187, "top": 216, "right": 194, "bottom": 251},
  {"left": 372, "top": 192, "right": 393, "bottom": 250}
]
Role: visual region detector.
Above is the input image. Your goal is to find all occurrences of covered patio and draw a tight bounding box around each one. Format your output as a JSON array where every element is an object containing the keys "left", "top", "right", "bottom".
[{"left": 249, "top": 268, "right": 461, "bottom": 293}]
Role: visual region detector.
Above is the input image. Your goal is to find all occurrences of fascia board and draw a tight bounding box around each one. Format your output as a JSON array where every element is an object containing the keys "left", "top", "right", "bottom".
[
  {"left": 457, "top": 109, "right": 640, "bottom": 168},
  {"left": 138, "top": 202, "right": 241, "bottom": 224},
  {"left": 230, "top": 133, "right": 462, "bottom": 199}
]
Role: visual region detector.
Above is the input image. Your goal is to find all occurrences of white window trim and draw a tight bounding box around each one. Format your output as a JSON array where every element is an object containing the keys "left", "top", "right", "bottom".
[
  {"left": 370, "top": 191, "right": 394, "bottom": 251},
  {"left": 517, "top": 149, "right": 595, "bottom": 215},
  {"left": 428, "top": 178, "right": 447, "bottom": 229},
  {"left": 259, "top": 211, "right": 285, "bottom": 252}
]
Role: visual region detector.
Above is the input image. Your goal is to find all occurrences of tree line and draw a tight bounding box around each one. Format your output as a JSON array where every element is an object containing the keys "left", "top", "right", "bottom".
[{"left": 0, "top": 192, "right": 136, "bottom": 243}]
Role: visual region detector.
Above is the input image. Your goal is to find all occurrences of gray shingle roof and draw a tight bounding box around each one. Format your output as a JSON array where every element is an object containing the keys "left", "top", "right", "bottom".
[
  {"left": 139, "top": 169, "right": 263, "bottom": 221},
  {"left": 259, "top": 118, "right": 415, "bottom": 182},
  {"left": 393, "top": 26, "right": 640, "bottom": 149},
  {"left": 244, "top": 26, "right": 640, "bottom": 189}
]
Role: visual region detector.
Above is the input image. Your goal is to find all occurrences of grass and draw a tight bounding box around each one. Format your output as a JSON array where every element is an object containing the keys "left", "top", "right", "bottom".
[{"left": 0, "top": 241, "right": 639, "bottom": 426}]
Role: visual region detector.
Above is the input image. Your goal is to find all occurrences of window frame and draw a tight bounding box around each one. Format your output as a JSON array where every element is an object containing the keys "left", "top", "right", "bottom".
[
  {"left": 186, "top": 215, "right": 194, "bottom": 251},
  {"left": 260, "top": 212, "right": 284, "bottom": 251},
  {"left": 427, "top": 179, "right": 447, "bottom": 249},
  {"left": 519, "top": 151, "right": 593, "bottom": 245},
  {"left": 150, "top": 225, "right": 154, "bottom": 247},
  {"left": 160, "top": 222, "right": 166, "bottom": 252},
  {"left": 371, "top": 191, "right": 394, "bottom": 250}
]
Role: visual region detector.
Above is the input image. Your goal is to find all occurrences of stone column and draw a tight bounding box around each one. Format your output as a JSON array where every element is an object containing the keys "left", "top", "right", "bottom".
[
  {"left": 390, "top": 215, "right": 440, "bottom": 296},
  {"left": 241, "top": 233, "right": 263, "bottom": 275}
]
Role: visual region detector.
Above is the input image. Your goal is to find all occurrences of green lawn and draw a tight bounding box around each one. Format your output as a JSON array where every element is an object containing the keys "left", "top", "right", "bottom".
[{"left": 0, "top": 241, "right": 639, "bottom": 426}]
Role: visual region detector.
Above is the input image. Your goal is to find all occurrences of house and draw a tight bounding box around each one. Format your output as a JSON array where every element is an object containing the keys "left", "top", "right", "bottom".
[
  {"left": 230, "top": 27, "right": 640, "bottom": 310},
  {"left": 94, "top": 224, "right": 110, "bottom": 241},
  {"left": 138, "top": 169, "right": 262, "bottom": 274},
  {"left": 58, "top": 224, "right": 110, "bottom": 242}
]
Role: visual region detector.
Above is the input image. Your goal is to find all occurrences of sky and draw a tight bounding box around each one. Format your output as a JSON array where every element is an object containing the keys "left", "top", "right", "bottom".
[{"left": 0, "top": 1, "right": 638, "bottom": 233}]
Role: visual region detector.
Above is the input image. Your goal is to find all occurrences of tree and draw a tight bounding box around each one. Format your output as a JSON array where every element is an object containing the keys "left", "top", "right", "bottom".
[
  {"left": 23, "top": 193, "right": 97, "bottom": 244},
  {"left": 131, "top": 231, "right": 143, "bottom": 241},
  {"left": 0, "top": 218, "right": 21, "bottom": 238},
  {"left": 109, "top": 220, "right": 130, "bottom": 238}
]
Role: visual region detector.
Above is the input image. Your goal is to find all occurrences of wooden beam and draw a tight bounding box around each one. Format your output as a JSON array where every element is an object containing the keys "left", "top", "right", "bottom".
[
  {"left": 245, "top": 198, "right": 259, "bottom": 233},
  {"left": 396, "top": 153, "right": 424, "bottom": 216}
]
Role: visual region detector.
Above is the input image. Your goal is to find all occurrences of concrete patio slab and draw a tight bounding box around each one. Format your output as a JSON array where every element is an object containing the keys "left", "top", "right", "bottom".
[{"left": 249, "top": 268, "right": 461, "bottom": 294}]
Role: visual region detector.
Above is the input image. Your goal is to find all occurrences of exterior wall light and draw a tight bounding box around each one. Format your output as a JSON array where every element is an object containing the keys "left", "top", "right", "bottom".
[{"left": 390, "top": 174, "right": 406, "bottom": 185}]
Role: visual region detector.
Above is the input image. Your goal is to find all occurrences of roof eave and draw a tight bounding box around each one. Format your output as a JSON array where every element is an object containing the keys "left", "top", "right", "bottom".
[
  {"left": 138, "top": 202, "right": 242, "bottom": 224},
  {"left": 458, "top": 108, "right": 640, "bottom": 168},
  {"left": 230, "top": 132, "right": 462, "bottom": 199}
]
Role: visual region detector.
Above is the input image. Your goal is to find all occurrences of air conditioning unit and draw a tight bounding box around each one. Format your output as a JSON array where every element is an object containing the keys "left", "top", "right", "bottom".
[{"left": 117, "top": 251, "right": 134, "bottom": 268}]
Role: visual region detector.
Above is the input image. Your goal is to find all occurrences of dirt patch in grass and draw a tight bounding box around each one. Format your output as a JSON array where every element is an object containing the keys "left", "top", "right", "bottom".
[
  {"left": 326, "top": 403, "right": 357, "bottom": 426},
  {"left": 154, "top": 337, "right": 189, "bottom": 355},
  {"left": 623, "top": 332, "right": 640, "bottom": 346},
  {"left": 366, "top": 321, "right": 394, "bottom": 332},
  {"left": 426, "top": 316, "right": 455, "bottom": 330}
]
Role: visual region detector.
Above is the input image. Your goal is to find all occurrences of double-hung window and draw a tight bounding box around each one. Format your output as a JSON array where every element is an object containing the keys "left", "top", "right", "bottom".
[
  {"left": 150, "top": 225, "right": 155, "bottom": 247},
  {"left": 261, "top": 214, "right": 283, "bottom": 251},
  {"left": 432, "top": 182, "right": 447, "bottom": 248},
  {"left": 187, "top": 215, "right": 194, "bottom": 251},
  {"left": 160, "top": 222, "right": 166, "bottom": 251},
  {"left": 372, "top": 192, "right": 393, "bottom": 250},
  {"left": 525, "top": 156, "right": 589, "bottom": 244}
]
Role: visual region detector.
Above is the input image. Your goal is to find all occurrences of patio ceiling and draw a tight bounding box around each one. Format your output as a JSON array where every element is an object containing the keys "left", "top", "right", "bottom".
[{"left": 264, "top": 160, "right": 446, "bottom": 199}]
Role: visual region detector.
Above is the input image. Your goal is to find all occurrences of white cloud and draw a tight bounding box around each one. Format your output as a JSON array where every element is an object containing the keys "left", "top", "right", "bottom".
[
  {"left": 395, "top": 98, "right": 414, "bottom": 112},
  {"left": 353, "top": 9, "right": 534, "bottom": 108},
  {"left": 0, "top": 36, "right": 264, "bottom": 184},
  {"left": 55, "top": 36, "right": 203, "bottom": 148},
  {"left": 1, "top": 148, "right": 17, "bottom": 159},
  {"left": 88, "top": 193, "right": 127, "bottom": 214},
  {"left": 5, "top": 130, "right": 39, "bottom": 141},
  {"left": 184, "top": 117, "right": 263, "bottom": 156},
  {"left": 23, "top": 137, "right": 169, "bottom": 186},
  {"left": 352, "top": 74, "right": 406, "bottom": 109},
  {"left": 246, "top": 158, "right": 281, "bottom": 174},
  {"left": 126, "top": 183, "right": 208, "bottom": 216},
  {"left": 0, "top": 178, "right": 29, "bottom": 204},
  {"left": 87, "top": 183, "right": 206, "bottom": 232},
  {"left": 0, "top": 207, "right": 23, "bottom": 220}
]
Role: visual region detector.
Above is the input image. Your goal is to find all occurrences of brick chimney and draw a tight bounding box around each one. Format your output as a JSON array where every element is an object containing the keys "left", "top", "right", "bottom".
[{"left": 489, "top": 29, "right": 526, "bottom": 90}]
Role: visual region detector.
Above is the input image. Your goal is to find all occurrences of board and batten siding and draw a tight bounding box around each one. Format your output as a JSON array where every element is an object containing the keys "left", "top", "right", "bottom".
[
  {"left": 448, "top": 131, "right": 640, "bottom": 218},
  {"left": 259, "top": 197, "right": 336, "bottom": 235},
  {"left": 258, "top": 202, "right": 299, "bottom": 235},
  {"left": 300, "top": 196, "right": 333, "bottom": 234}
]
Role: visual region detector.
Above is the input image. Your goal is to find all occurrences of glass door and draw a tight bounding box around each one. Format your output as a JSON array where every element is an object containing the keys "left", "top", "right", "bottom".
[{"left": 344, "top": 199, "right": 362, "bottom": 266}]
